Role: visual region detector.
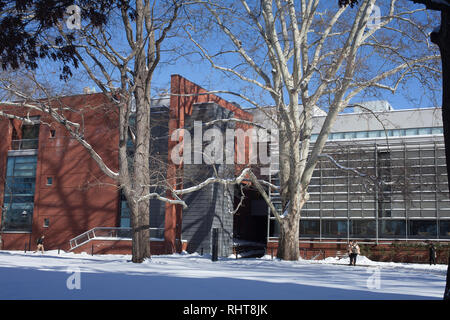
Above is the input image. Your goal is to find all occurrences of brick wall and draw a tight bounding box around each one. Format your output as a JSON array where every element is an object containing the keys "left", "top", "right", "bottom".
[{"left": 267, "top": 239, "right": 450, "bottom": 264}]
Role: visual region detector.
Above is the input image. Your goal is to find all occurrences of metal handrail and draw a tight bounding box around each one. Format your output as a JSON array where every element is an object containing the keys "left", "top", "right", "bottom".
[{"left": 69, "top": 227, "right": 165, "bottom": 250}]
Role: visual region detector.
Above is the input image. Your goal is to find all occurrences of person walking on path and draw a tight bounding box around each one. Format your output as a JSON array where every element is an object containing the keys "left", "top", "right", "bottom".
[
  {"left": 350, "top": 241, "right": 360, "bottom": 266},
  {"left": 347, "top": 240, "right": 354, "bottom": 266},
  {"left": 429, "top": 243, "right": 437, "bottom": 265},
  {"left": 34, "top": 235, "right": 45, "bottom": 254}
]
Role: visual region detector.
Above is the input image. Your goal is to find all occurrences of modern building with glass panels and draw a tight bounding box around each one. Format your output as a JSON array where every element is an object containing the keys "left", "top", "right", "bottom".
[
  {"left": 250, "top": 102, "right": 450, "bottom": 243},
  {"left": 1, "top": 78, "right": 448, "bottom": 257}
]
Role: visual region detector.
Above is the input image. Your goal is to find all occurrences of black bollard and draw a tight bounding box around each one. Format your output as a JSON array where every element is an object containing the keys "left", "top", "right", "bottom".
[
  {"left": 444, "top": 255, "right": 450, "bottom": 300},
  {"left": 211, "top": 228, "right": 219, "bottom": 262}
]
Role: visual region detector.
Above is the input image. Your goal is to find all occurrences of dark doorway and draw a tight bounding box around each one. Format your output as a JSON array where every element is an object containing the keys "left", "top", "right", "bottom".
[{"left": 233, "top": 186, "right": 268, "bottom": 246}]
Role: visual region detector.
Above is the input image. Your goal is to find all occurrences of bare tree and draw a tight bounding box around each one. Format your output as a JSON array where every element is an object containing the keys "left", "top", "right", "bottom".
[
  {"left": 185, "top": 0, "right": 441, "bottom": 260},
  {"left": 0, "top": 0, "right": 187, "bottom": 263}
]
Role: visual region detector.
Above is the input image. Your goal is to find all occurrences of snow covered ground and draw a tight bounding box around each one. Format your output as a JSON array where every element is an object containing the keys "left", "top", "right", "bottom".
[{"left": 0, "top": 250, "right": 447, "bottom": 300}]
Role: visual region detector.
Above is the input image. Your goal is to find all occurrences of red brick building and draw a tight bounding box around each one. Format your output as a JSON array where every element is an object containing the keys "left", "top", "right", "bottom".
[
  {"left": 0, "top": 92, "right": 119, "bottom": 252},
  {"left": 0, "top": 74, "right": 254, "bottom": 256},
  {"left": 2, "top": 74, "right": 447, "bottom": 263}
]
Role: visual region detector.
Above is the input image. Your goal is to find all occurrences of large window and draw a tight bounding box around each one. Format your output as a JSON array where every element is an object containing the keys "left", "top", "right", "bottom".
[
  {"left": 322, "top": 220, "right": 347, "bottom": 238},
  {"left": 350, "top": 220, "right": 376, "bottom": 238},
  {"left": 440, "top": 221, "right": 450, "bottom": 238},
  {"left": 2, "top": 155, "right": 37, "bottom": 231},
  {"left": 11, "top": 119, "right": 40, "bottom": 150},
  {"left": 409, "top": 220, "right": 437, "bottom": 238},
  {"left": 120, "top": 203, "right": 131, "bottom": 228},
  {"left": 300, "top": 220, "right": 320, "bottom": 237},
  {"left": 379, "top": 220, "right": 406, "bottom": 238},
  {"left": 120, "top": 193, "right": 131, "bottom": 228}
]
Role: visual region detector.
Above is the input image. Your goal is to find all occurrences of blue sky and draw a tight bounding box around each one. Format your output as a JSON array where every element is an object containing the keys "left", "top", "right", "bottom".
[{"left": 36, "top": 0, "right": 443, "bottom": 112}]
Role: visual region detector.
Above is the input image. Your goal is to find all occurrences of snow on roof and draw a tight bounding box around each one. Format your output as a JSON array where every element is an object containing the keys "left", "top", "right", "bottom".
[{"left": 353, "top": 100, "right": 394, "bottom": 113}]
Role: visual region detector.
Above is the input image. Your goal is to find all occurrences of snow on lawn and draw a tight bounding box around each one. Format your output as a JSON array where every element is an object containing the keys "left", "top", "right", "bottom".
[{"left": 0, "top": 250, "right": 447, "bottom": 300}]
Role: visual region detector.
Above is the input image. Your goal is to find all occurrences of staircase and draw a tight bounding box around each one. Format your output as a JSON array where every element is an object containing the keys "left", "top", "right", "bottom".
[{"left": 69, "top": 227, "right": 165, "bottom": 251}]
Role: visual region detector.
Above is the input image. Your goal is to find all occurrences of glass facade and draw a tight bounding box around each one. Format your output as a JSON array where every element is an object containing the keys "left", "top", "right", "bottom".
[
  {"left": 440, "top": 221, "right": 450, "bottom": 238},
  {"left": 350, "top": 220, "right": 376, "bottom": 238},
  {"left": 311, "top": 127, "right": 444, "bottom": 142},
  {"left": 120, "top": 196, "right": 131, "bottom": 228},
  {"left": 299, "top": 220, "right": 320, "bottom": 237},
  {"left": 296, "top": 219, "right": 449, "bottom": 239},
  {"left": 268, "top": 138, "right": 449, "bottom": 241},
  {"left": 379, "top": 220, "right": 406, "bottom": 238},
  {"left": 322, "top": 220, "right": 348, "bottom": 238},
  {"left": 2, "top": 155, "right": 38, "bottom": 232},
  {"left": 409, "top": 220, "right": 438, "bottom": 238}
]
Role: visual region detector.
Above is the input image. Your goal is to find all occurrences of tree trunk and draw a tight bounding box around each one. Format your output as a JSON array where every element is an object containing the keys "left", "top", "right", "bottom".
[
  {"left": 430, "top": 10, "right": 450, "bottom": 300},
  {"left": 276, "top": 198, "right": 302, "bottom": 261},
  {"left": 432, "top": 11, "right": 450, "bottom": 196},
  {"left": 441, "top": 15, "right": 450, "bottom": 197},
  {"left": 445, "top": 255, "right": 450, "bottom": 300},
  {"left": 130, "top": 201, "right": 151, "bottom": 263},
  {"left": 277, "top": 218, "right": 300, "bottom": 260}
]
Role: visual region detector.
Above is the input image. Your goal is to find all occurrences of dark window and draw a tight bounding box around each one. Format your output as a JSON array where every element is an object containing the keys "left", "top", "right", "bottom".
[
  {"left": 379, "top": 220, "right": 406, "bottom": 238},
  {"left": 22, "top": 124, "right": 39, "bottom": 140},
  {"left": 350, "top": 220, "right": 376, "bottom": 238},
  {"left": 11, "top": 121, "right": 40, "bottom": 150},
  {"left": 43, "top": 218, "right": 50, "bottom": 228},
  {"left": 409, "top": 220, "right": 437, "bottom": 238},
  {"left": 440, "top": 221, "right": 450, "bottom": 238},
  {"left": 269, "top": 219, "right": 280, "bottom": 237},
  {"left": 50, "top": 130, "right": 56, "bottom": 138},
  {"left": 2, "top": 156, "right": 37, "bottom": 231},
  {"left": 300, "top": 220, "right": 320, "bottom": 237},
  {"left": 120, "top": 198, "right": 131, "bottom": 228},
  {"left": 46, "top": 177, "right": 53, "bottom": 186},
  {"left": 322, "top": 220, "right": 347, "bottom": 238}
]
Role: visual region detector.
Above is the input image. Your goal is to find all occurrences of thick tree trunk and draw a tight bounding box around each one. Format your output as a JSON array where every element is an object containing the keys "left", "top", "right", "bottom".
[
  {"left": 277, "top": 218, "right": 300, "bottom": 260},
  {"left": 276, "top": 196, "right": 302, "bottom": 260},
  {"left": 130, "top": 201, "right": 151, "bottom": 263},
  {"left": 430, "top": 10, "right": 450, "bottom": 300},
  {"left": 432, "top": 11, "right": 450, "bottom": 196}
]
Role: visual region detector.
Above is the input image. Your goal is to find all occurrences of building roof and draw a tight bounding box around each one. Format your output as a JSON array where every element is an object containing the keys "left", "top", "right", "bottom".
[{"left": 311, "top": 107, "right": 443, "bottom": 134}]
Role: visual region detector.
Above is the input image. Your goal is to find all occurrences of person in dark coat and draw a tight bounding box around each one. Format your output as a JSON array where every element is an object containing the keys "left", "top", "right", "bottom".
[
  {"left": 429, "top": 243, "right": 437, "bottom": 265},
  {"left": 350, "top": 241, "right": 360, "bottom": 266},
  {"left": 34, "top": 235, "right": 45, "bottom": 254},
  {"left": 347, "top": 240, "right": 354, "bottom": 266}
]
